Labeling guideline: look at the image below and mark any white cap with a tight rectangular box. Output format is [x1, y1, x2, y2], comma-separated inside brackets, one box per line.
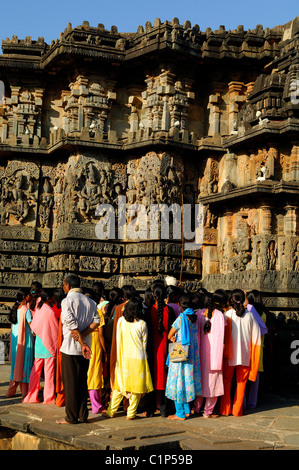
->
[165, 276, 177, 286]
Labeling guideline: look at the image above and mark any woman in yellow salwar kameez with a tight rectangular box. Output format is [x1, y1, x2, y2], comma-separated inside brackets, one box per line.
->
[104, 297, 153, 420]
[87, 301, 108, 414]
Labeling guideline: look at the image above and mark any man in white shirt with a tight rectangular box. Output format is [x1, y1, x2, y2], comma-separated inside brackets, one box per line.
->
[56, 273, 100, 424]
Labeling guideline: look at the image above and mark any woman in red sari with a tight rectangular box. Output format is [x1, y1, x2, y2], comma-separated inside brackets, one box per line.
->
[146, 284, 176, 417]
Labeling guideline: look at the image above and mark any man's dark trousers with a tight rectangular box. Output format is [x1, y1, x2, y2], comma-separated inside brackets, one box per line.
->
[61, 352, 89, 423]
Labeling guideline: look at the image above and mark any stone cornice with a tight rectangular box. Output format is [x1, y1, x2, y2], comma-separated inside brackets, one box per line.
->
[0, 18, 289, 72]
[223, 119, 299, 149]
[0, 133, 225, 156]
[198, 180, 299, 205]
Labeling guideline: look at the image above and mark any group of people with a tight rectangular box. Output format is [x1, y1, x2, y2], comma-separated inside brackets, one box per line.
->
[6, 273, 269, 423]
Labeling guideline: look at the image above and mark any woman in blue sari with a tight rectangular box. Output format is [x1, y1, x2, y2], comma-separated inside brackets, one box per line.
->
[165, 292, 202, 420]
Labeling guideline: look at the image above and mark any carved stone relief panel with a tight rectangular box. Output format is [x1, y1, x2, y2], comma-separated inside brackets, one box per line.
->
[125, 151, 184, 241]
[278, 145, 299, 182]
[0, 254, 46, 272]
[41, 162, 65, 230]
[227, 147, 280, 188]
[217, 209, 260, 273]
[198, 157, 219, 196]
[0, 160, 39, 228]
[51, 153, 114, 228]
[128, 151, 183, 204]
[79, 256, 118, 273]
[291, 237, 299, 271]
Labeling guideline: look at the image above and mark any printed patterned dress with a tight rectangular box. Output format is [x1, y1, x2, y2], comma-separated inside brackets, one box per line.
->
[165, 315, 202, 403]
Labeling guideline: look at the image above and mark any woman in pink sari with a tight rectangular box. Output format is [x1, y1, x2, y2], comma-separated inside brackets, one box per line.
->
[23, 288, 59, 404]
[193, 291, 225, 418]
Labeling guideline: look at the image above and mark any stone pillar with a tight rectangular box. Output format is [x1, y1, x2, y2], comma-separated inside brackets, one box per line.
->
[228, 81, 245, 134]
[202, 245, 219, 275]
[246, 81, 255, 97]
[34, 88, 44, 138]
[161, 97, 170, 131]
[260, 205, 272, 235]
[225, 211, 233, 237]
[277, 213, 285, 236]
[221, 151, 237, 188]
[290, 143, 299, 181]
[207, 83, 223, 137]
[284, 205, 298, 236]
[128, 91, 143, 133]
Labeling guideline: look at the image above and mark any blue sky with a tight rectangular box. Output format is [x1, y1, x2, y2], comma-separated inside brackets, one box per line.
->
[0, 0, 298, 44]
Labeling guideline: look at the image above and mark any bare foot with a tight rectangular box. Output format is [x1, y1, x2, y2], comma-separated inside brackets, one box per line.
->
[56, 418, 71, 424]
[168, 414, 186, 421]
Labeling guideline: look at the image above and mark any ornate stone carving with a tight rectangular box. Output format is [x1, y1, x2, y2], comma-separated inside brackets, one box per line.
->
[39, 178, 54, 228]
[0, 160, 39, 226]
[58, 75, 116, 138]
[0, 18, 298, 352]
[137, 70, 195, 141]
[0, 86, 44, 145]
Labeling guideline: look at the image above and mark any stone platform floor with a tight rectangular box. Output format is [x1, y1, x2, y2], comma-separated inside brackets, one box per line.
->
[0, 364, 298, 452]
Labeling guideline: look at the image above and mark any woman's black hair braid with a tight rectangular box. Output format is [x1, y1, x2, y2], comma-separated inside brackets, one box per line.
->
[153, 285, 165, 335]
[231, 289, 246, 317]
[9, 289, 30, 324]
[203, 292, 213, 334]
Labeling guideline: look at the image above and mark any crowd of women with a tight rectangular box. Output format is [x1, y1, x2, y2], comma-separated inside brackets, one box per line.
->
[6, 275, 270, 421]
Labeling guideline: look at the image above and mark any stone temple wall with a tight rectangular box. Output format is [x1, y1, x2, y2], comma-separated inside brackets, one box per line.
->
[0, 17, 299, 385]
